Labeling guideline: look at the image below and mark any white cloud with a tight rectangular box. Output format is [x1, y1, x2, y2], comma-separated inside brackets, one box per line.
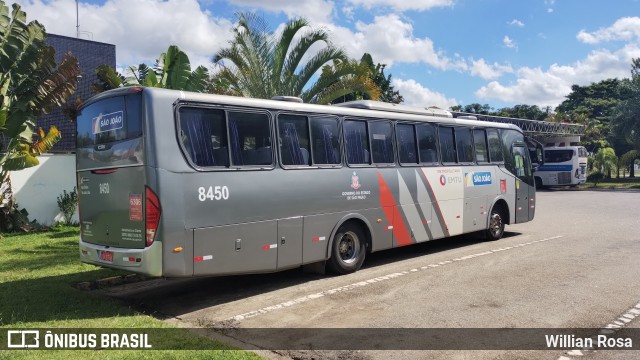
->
[475, 45, 640, 107]
[503, 35, 517, 49]
[326, 14, 467, 71]
[469, 59, 513, 80]
[545, 0, 555, 13]
[392, 78, 458, 109]
[342, 6, 355, 20]
[345, 0, 454, 12]
[228, 0, 335, 24]
[577, 17, 640, 44]
[508, 19, 524, 27]
[17, 0, 233, 68]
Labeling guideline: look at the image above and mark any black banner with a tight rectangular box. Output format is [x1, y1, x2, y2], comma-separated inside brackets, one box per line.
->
[1, 328, 638, 350]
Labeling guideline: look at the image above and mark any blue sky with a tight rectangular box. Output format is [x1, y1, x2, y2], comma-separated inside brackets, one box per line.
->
[17, 0, 640, 110]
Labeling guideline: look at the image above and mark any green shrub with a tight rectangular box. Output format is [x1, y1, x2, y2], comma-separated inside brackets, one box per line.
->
[57, 187, 78, 225]
[587, 172, 605, 186]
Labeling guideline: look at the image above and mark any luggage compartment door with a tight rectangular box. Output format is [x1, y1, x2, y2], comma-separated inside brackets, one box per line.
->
[193, 220, 277, 276]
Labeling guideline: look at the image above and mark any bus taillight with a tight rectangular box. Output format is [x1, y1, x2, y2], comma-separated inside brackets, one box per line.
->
[145, 187, 161, 247]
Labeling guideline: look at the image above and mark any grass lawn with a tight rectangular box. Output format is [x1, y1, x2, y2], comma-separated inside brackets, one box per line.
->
[0, 226, 261, 359]
[579, 176, 640, 190]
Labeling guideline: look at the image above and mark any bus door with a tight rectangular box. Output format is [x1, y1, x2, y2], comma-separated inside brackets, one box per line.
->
[512, 144, 534, 223]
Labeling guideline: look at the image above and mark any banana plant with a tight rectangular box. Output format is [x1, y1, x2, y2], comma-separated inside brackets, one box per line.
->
[0, 1, 79, 231]
[94, 45, 209, 93]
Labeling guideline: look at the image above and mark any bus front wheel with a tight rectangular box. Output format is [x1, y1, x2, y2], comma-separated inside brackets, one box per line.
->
[328, 223, 367, 274]
[485, 206, 505, 241]
[535, 177, 544, 189]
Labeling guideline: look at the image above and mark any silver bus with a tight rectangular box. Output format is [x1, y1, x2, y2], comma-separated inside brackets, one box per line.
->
[77, 87, 536, 277]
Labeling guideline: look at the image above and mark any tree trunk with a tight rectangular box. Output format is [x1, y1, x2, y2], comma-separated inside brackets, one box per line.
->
[631, 163, 636, 178]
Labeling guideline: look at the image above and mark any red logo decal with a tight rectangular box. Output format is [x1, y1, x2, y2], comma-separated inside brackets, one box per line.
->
[439, 175, 446, 186]
[351, 172, 362, 190]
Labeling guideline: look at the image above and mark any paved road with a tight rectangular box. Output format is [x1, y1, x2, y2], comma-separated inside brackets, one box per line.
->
[105, 189, 640, 359]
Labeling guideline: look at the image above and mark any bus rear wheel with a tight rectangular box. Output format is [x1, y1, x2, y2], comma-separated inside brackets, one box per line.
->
[485, 206, 505, 241]
[328, 223, 366, 274]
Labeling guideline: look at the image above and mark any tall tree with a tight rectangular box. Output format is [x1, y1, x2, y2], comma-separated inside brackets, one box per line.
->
[460, 103, 494, 115]
[0, 1, 80, 231]
[213, 13, 379, 104]
[496, 104, 547, 120]
[332, 53, 402, 104]
[611, 58, 640, 176]
[557, 79, 621, 122]
[555, 79, 622, 153]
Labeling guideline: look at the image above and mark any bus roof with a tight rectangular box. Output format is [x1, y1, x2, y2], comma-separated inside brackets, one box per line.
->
[84, 87, 522, 132]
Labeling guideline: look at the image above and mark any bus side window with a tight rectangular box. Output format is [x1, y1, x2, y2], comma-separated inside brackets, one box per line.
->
[310, 116, 341, 165]
[228, 111, 272, 166]
[344, 120, 371, 165]
[397, 123, 418, 164]
[473, 129, 489, 164]
[179, 107, 228, 167]
[439, 126, 456, 164]
[455, 127, 474, 164]
[278, 114, 311, 166]
[486, 128, 503, 163]
[417, 123, 438, 164]
[369, 120, 394, 164]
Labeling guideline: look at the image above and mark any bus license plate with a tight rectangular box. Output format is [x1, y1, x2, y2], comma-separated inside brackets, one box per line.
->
[98, 250, 113, 263]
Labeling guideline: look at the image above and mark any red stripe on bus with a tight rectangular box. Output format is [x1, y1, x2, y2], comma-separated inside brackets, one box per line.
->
[418, 169, 450, 237]
[194, 256, 204, 262]
[378, 172, 412, 246]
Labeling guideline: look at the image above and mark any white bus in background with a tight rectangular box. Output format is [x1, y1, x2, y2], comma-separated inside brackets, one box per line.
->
[532, 145, 588, 187]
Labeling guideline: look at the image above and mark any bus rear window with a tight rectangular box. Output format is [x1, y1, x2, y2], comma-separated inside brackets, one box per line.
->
[77, 95, 142, 147]
[545, 150, 575, 163]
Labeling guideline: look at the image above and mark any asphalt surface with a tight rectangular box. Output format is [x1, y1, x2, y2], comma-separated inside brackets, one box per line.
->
[104, 189, 640, 359]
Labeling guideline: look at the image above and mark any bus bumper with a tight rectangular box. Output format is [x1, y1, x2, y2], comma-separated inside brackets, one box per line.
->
[79, 238, 163, 277]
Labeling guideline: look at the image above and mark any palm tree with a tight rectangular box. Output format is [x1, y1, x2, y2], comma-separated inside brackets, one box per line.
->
[611, 58, 640, 176]
[306, 58, 380, 104]
[213, 13, 379, 104]
[592, 147, 618, 179]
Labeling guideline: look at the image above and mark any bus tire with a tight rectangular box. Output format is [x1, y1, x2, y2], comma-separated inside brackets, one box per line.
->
[535, 177, 543, 189]
[485, 205, 505, 241]
[328, 223, 367, 275]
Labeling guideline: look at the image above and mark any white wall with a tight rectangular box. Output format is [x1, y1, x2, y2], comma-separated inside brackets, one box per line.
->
[10, 154, 78, 226]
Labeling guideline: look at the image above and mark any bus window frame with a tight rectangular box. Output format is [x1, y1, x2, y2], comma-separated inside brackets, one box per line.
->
[308, 114, 343, 168]
[343, 117, 374, 168]
[416, 122, 440, 166]
[472, 127, 490, 165]
[174, 103, 276, 172]
[368, 119, 396, 167]
[454, 126, 475, 166]
[395, 122, 419, 167]
[438, 125, 458, 165]
[486, 127, 505, 165]
[276, 112, 317, 170]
